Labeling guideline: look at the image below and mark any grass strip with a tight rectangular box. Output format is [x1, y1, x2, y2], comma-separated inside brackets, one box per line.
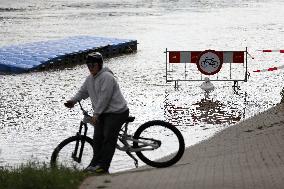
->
[0, 162, 89, 189]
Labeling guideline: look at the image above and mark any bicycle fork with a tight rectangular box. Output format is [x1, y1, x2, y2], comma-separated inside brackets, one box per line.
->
[72, 121, 88, 163]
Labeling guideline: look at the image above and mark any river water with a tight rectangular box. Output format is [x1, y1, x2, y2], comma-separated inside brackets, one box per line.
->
[0, 0, 284, 173]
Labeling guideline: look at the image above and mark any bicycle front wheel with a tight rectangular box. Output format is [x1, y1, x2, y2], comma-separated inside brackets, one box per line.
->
[133, 120, 185, 168]
[50, 136, 94, 170]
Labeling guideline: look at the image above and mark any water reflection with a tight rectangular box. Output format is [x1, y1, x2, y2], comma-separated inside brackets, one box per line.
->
[191, 98, 242, 125]
[164, 91, 247, 127]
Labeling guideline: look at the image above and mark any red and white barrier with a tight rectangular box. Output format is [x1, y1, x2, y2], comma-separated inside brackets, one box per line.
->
[257, 50, 284, 53]
[168, 51, 245, 64]
[253, 65, 284, 72]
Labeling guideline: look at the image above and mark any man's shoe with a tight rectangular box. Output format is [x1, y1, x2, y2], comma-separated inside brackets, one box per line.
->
[94, 167, 109, 174]
[85, 165, 109, 175]
[84, 165, 98, 172]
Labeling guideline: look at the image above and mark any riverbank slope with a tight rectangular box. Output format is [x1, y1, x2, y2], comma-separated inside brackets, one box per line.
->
[80, 103, 284, 189]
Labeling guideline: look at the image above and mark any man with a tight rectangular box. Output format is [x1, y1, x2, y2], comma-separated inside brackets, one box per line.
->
[64, 52, 129, 174]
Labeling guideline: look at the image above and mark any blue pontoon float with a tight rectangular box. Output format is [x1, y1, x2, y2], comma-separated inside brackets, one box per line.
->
[0, 36, 137, 73]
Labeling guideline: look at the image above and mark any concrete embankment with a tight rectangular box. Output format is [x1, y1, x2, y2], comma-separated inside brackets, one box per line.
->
[80, 103, 284, 189]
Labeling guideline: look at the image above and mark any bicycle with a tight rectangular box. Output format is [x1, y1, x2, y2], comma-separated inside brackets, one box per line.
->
[50, 101, 185, 170]
[201, 57, 219, 68]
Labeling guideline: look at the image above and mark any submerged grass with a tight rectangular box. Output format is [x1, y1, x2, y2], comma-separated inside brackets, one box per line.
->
[0, 162, 89, 189]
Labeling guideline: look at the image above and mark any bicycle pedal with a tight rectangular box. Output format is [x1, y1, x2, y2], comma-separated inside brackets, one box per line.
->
[134, 160, 138, 168]
[126, 151, 139, 168]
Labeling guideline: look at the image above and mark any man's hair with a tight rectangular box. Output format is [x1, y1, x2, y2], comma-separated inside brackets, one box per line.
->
[86, 52, 103, 69]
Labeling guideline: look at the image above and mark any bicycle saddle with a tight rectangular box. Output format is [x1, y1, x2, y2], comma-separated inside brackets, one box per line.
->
[127, 116, 135, 122]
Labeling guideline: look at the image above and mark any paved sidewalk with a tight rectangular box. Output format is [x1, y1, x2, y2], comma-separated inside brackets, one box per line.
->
[80, 103, 284, 189]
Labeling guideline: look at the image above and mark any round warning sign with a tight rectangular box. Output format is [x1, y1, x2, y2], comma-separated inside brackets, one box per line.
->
[197, 50, 223, 75]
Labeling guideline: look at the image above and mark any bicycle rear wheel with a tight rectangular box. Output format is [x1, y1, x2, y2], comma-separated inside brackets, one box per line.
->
[50, 136, 94, 170]
[133, 120, 185, 168]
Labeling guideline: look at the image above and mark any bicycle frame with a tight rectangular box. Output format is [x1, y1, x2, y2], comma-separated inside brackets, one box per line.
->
[117, 122, 161, 152]
[71, 101, 162, 167]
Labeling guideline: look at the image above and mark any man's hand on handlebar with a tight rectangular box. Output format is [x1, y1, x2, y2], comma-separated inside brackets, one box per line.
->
[64, 100, 76, 108]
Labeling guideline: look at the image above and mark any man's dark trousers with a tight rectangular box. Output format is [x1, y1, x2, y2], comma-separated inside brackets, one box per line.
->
[91, 109, 129, 170]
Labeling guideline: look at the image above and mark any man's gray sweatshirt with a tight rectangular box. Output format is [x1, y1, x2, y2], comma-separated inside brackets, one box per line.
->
[71, 67, 128, 117]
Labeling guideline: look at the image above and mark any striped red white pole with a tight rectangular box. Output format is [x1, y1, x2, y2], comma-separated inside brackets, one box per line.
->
[253, 65, 284, 72]
[257, 50, 284, 53]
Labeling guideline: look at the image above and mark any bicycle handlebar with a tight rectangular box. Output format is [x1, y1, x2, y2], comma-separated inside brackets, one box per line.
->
[77, 101, 96, 126]
[77, 101, 91, 117]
